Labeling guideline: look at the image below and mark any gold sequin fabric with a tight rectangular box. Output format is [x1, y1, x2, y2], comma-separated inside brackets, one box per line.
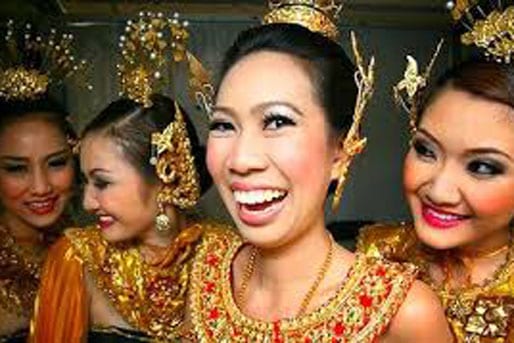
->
[65, 224, 205, 342]
[189, 229, 417, 343]
[357, 224, 514, 343]
[0, 226, 44, 318]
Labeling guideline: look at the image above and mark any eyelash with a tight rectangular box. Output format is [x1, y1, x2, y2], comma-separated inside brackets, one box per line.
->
[208, 120, 234, 133]
[48, 157, 69, 168]
[263, 113, 296, 130]
[412, 138, 436, 161]
[2, 165, 27, 173]
[467, 160, 505, 177]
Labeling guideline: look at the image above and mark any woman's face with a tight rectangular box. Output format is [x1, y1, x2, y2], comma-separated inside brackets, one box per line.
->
[404, 88, 514, 250]
[80, 133, 160, 243]
[0, 115, 75, 230]
[207, 51, 342, 249]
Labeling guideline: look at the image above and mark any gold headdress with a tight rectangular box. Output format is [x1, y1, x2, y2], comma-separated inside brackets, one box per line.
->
[393, 39, 444, 132]
[446, 0, 514, 63]
[0, 20, 92, 101]
[117, 11, 213, 212]
[263, 0, 343, 40]
[331, 32, 375, 212]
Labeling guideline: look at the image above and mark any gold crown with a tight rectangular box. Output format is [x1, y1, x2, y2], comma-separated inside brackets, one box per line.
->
[0, 20, 92, 101]
[446, 0, 514, 63]
[117, 11, 213, 110]
[263, 0, 343, 40]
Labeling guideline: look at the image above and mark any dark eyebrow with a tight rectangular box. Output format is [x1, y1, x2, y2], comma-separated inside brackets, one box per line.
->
[212, 101, 304, 118]
[46, 149, 71, 160]
[0, 156, 27, 163]
[89, 168, 111, 177]
[466, 148, 513, 162]
[418, 127, 514, 162]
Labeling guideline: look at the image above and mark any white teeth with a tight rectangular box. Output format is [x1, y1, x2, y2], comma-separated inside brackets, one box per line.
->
[234, 189, 286, 205]
[27, 201, 52, 209]
[427, 208, 460, 221]
[98, 215, 114, 222]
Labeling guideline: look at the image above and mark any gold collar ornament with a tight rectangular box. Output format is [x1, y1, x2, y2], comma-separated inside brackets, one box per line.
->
[262, 0, 376, 212]
[0, 20, 92, 101]
[446, 0, 514, 63]
[262, 0, 343, 41]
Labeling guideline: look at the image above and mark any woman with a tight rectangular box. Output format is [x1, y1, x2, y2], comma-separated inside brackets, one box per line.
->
[358, 60, 514, 342]
[31, 94, 214, 342]
[0, 97, 77, 343]
[187, 23, 452, 342]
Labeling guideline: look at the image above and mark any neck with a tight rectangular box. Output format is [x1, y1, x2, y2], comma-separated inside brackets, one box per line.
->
[456, 228, 511, 259]
[253, 227, 332, 290]
[1, 212, 44, 245]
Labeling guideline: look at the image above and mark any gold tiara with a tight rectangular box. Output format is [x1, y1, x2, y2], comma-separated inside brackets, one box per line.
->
[263, 0, 343, 40]
[0, 20, 92, 101]
[446, 0, 514, 63]
[117, 11, 213, 110]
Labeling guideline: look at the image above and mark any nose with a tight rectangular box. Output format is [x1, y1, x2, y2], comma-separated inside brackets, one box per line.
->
[30, 166, 52, 196]
[82, 184, 99, 213]
[423, 162, 462, 206]
[226, 130, 267, 175]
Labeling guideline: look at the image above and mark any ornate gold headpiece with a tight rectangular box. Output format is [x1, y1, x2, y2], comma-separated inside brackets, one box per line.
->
[263, 0, 343, 40]
[331, 31, 375, 212]
[446, 0, 514, 63]
[117, 11, 213, 110]
[118, 11, 213, 210]
[393, 39, 444, 132]
[0, 20, 92, 101]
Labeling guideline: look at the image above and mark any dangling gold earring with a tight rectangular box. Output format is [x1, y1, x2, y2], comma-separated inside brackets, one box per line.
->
[155, 201, 171, 233]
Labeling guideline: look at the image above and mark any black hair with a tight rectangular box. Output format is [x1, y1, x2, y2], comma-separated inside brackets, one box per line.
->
[421, 59, 514, 119]
[82, 93, 211, 194]
[219, 23, 357, 138]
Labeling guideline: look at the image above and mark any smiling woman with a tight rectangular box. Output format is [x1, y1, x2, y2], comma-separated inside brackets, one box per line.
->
[358, 60, 514, 342]
[0, 97, 77, 343]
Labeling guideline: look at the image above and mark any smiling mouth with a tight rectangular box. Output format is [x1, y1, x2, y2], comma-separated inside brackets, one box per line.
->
[421, 203, 471, 230]
[233, 189, 288, 225]
[97, 215, 115, 230]
[25, 196, 59, 215]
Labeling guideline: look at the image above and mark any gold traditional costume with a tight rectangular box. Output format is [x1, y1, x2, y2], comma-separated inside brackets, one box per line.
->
[0, 20, 88, 342]
[30, 10, 215, 343]
[357, 224, 514, 343]
[357, 2, 514, 342]
[189, 228, 417, 343]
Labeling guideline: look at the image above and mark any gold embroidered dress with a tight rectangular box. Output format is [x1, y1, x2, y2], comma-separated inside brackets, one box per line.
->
[188, 228, 417, 343]
[31, 223, 206, 343]
[0, 226, 45, 342]
[357, 224, 514, 343]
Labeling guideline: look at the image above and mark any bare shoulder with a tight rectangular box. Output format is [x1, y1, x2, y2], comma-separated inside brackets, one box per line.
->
[383, 280, 452, 343]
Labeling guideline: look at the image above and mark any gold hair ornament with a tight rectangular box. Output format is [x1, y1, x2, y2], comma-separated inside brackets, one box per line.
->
[118, 12, 211, 209]
[331, 31, 375, 212]
[263, 0, 343, 41]
[393, 39, 444, 132]
[446, 0, 514, 63]
[0, 20, 92, 101]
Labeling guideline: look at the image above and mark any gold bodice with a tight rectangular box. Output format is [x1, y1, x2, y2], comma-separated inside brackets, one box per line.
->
[357, 223, 514, 343]
[189, 229, 417, 343]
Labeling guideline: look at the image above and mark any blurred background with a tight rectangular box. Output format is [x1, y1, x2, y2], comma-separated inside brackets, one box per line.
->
[0, 0, 465, 244]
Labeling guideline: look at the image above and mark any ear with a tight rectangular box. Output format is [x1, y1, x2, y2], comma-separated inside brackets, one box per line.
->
[330, 138, 350, 181]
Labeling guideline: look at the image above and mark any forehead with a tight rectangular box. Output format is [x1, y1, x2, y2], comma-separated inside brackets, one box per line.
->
[420, 89, 514, 153]
[80, 134, 127, 169]
[216, 51, 318, 110]
[0, 116, 67, 156]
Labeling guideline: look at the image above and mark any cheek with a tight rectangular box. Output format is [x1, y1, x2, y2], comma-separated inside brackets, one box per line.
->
[206, 138, 229, 182]
[403, 152, 425, 194]
[0, 175, 28, 203]
[466, 182, 514, 217]
[49, 167, 75, 194]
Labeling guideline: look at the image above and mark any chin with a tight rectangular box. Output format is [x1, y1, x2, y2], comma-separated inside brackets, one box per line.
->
[414, 224, 463, 250]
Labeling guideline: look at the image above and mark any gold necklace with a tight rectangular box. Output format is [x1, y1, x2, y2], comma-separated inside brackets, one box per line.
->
[236, 234, 334, 316]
